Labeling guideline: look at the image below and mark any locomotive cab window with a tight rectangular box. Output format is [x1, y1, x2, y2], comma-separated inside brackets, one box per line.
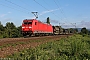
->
[24, 22, 32, 24]
[28, 22, 32, 24]
[23, 22, 27, 24]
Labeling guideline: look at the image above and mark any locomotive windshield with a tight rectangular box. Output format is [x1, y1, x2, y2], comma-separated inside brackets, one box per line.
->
[24, 22, 32, 24]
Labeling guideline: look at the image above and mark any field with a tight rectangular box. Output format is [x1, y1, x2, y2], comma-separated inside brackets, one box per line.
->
[0, 35, 69, 58]
[6, 34, 90, 60]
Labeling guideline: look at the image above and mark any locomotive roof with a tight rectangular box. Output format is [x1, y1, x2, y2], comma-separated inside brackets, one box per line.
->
[23, 19, 36, 22]
[23, 19, 35, 21]
[23, 19, 52, 25]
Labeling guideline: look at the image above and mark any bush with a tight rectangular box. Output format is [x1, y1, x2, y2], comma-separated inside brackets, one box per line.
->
[7, 34, 90, 60]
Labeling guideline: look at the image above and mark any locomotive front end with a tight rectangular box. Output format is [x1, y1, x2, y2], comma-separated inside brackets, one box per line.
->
[22, 19, 33, 36]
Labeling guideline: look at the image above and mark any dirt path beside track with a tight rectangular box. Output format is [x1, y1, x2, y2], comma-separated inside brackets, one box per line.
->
[0, 35, 70, 58]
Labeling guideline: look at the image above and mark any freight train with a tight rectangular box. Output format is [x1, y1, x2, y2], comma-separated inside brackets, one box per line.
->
[22, 19, 70, 36]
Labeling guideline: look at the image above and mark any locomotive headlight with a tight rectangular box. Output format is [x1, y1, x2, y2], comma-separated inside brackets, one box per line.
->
[22, 27, 25, 28]
[29, 27, 32, 28]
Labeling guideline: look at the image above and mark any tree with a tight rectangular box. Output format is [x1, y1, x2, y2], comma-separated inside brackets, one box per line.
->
[88, 31, 90, 35]
[69, 28, 74, 33]
[17, 26, 22, 37]
[5, 22, 16, 38]
[6, 22, 16, 29]
[46, 17, 50, 24]
[11, 29, 19, 38]
[0, 21, 23, 38]
[80, 27, 89, 37]
[0, 21, 4, 38]
[81, 27, 88, 34]
[0, 21, 4, 31]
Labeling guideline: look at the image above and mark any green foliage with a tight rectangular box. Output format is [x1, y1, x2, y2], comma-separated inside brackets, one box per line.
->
[80, 27, 90, 37]
[0, 21, 4, 38]
[7, 34, 90, 60]
[0, 21, 22, 38]
[69, 28, 78, 33]
[81, 27, 88, 34]
[17, 26, 23, 37]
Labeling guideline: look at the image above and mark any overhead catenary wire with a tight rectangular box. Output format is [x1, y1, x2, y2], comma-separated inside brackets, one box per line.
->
[33, 0, 61, 19]
[2, 0, 63, 20]
[43, 0, 62, 21]
[19, 0, 46, 19]
[0, 3, 29, 14]
[53, 0, 69, 25]
[0, 0, 49, 22]
[4, 0, 31, 14]
[43, 0, 62, 23]
[20, 0, 35, 9]
[5, 0, 46, 19]
[56, 0, 67, 19]
[53, 0, 67, 21]
[54, 0, 75, 28]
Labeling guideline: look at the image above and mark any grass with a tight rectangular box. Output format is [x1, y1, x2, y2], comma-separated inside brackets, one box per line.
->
[7, 34, 90, 60]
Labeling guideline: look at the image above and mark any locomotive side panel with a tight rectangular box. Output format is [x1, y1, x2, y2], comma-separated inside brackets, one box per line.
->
[34, 21, 53, 35]
[47, 24, 53, 33]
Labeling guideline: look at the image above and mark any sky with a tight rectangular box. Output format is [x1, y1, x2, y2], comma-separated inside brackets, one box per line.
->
[0, 0, 90, 29]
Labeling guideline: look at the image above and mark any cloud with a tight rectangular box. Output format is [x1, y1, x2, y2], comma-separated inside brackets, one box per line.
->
[24, 9, 60, 19]
[0, 12, 11, 18]
[0, 14, 7, 18]
[39, 8, 60, 16]
[62, 21, 90, 29]
[77, 21, 90, 29]
[50, 20, 90, 29]
[61, 23, 75, 28]
[25, 9, 60, 19]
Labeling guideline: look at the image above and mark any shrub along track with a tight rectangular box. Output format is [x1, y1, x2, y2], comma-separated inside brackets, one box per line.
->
[0, 35, 71, 58]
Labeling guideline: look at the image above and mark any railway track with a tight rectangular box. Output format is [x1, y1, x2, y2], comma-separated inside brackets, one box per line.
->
[0, 34, 71, 46]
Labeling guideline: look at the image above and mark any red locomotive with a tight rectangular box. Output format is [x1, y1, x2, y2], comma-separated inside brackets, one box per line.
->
[21, 12, 71, 36]
[22, 19, 53, 36]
